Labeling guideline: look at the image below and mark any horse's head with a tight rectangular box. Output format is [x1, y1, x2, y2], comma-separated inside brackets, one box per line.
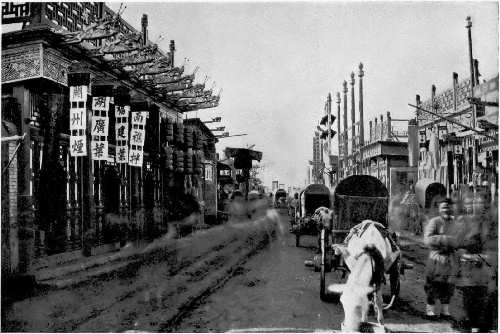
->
[311, 207, 333, 229]
[328, 245, 385, 331]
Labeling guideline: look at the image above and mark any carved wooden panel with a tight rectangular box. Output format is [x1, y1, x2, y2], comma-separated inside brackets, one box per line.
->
[42, 48, 71, 86]
[2, 44, 42, 83]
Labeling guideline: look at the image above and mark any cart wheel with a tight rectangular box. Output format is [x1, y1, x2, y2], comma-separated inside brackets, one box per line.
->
[295, 233, 300, 247]
[320, 228, 327, 301]
[389, 260, 400, 298]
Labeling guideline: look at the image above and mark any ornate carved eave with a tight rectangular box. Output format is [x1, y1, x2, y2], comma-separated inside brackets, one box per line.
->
[2, 7, 222, 114]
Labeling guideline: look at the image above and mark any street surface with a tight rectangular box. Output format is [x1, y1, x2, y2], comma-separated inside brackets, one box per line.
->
[3, 208, 465, 333]
[175, 209, 458, 333]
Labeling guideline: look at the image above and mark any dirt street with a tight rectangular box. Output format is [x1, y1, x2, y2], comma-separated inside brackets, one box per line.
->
[175, 210, 459, 333]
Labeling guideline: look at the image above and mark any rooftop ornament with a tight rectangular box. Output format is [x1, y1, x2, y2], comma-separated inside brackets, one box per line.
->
[57, 10, 121, 44]
[19, 2, 222, 112]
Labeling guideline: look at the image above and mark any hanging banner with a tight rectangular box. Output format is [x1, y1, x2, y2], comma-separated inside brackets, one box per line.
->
[130, 128, 145, 146]
[91, 140, 109, 160]
[70, 108, 86, 131]
[91, 116, 109, 136]
[116, 145, 129, 164]
[115, 105, 130, 118]
[70, 86, 88, 103]
[70, 135, 87, 156]
[92, 96, 111, 112]
[69, 84, 89, 157]
[115, 105, 130, 164]
[128, 149, 144, 167]
[131, 111, 148, 126]
[115, 122, 129, 141]
[128, 111, 148, 167]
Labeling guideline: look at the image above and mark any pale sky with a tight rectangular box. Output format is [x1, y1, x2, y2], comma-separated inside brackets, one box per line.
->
[109, 1, 498, 189]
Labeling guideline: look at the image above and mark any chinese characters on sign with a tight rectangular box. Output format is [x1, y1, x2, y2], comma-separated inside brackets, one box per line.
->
[92, 96, 110, 112]
[70, 135, 87, 156]
[91, 141, 108, 159]
[130, 128, 145, 146]
[70, 108, 86, 130]
[129, 111, 148, 167]
[70, 86, 88, 103]
[115, 105, 130, 164]
[91, 96, 111, 161]
[116, 146, 129, 164]
[69, 85, 88, 157]
[128, 149, 143, 167]
[91, 116, 109, 136]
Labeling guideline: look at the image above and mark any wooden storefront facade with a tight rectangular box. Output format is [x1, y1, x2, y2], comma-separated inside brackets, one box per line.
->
[1, 2, 220, 274]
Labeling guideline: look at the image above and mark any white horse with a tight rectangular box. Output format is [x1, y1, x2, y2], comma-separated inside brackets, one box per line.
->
[328, 220, 400, 332]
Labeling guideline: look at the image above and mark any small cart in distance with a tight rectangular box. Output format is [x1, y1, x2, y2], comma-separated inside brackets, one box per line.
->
[290, 184, 331, 247]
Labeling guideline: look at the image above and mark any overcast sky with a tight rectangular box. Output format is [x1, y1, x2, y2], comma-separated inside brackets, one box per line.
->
[109, 1, 498, 189]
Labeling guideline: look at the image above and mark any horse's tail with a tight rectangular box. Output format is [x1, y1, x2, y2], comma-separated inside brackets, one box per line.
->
[363, 244, 385, 287]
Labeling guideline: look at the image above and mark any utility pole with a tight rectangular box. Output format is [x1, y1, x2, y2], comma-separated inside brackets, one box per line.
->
[358, 63, 365, 174]
[336, 92, 342, 181]
[343, 81, 348, 176]
[327, 93, 332, 187]
[350, 72, 356, 174]
[466, 16, 477, 184]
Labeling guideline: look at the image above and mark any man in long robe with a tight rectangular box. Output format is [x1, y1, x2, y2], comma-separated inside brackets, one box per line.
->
[423, 199, 458, 318]
[455, 195, 495, 332]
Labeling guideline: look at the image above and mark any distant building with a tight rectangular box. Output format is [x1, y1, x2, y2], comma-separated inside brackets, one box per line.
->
[416, 73, 498, 196]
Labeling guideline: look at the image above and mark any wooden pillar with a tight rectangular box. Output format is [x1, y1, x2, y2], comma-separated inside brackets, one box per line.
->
[350, 72, 356, 155]
[380, 114, 384, 139]
[358, 63, 365, 148]
[12, 85, 35, 269]
[369, 121, 373, 143]
[386, 111, 392, 140]
[336, 92, 342, 180]
[343, 81, 348, 173]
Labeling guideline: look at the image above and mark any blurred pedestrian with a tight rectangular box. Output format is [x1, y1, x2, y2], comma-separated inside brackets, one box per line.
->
[289, 193, 299, 218]
[423, 199, 458, 319]
[455, 194, 493, 332]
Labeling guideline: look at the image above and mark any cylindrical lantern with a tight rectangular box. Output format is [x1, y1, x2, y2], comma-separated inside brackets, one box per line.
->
[185, 150, 193, 174]
[195, 130, 203, 150]
[175, 149, 184, 173]
[166, 118, 174, 142]
[194, 151, 203, 175]
[184, 126, 193, 148]
[164, 145, 174, 171]
[174, 122, 184, 145]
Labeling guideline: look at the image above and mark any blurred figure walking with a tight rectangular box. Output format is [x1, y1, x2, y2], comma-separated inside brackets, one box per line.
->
[423, 199, 458, 319]
[455, 194, 495, 332]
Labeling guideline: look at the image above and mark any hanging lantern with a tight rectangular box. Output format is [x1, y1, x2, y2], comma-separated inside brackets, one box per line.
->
[194, 151, 203, 175]
[185, 150, 193, 174]
[175, 149, 184, 173]
[166, 118, 174, 142]
[174, 122, 184, 145]
[164, 145, 174, 171]
[195, 130, 203, 150]
[192, 129, 198, 149]
[184, 126, 193, 148]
